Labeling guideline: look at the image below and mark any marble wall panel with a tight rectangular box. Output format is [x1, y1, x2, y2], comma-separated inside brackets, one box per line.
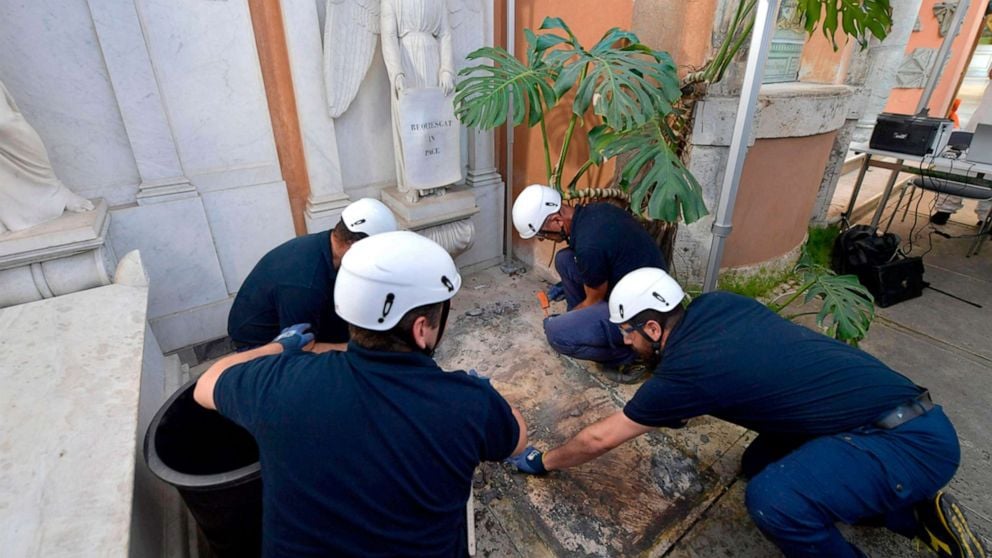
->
[138, 0, 280, 189]
[150, 297, 234, 353]
[200, 181, 296, 295]
[0, 0, 139, 200]
[454, 182, 504, 269]
[336, 49, 398, 191]
[108, 198, 228, 321]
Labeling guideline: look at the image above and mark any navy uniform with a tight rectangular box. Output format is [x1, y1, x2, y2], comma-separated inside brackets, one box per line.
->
[626, 292, 960, 557]
[545, 203, 667, 366]
[214, 344, 519, 557]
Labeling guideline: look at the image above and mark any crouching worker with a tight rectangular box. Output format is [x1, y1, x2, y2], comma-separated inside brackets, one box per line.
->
[511, 184, 667, 383]
[196, 231, 528, 557]
[509, 267, 984, 558]
[227, 198, 397, 352]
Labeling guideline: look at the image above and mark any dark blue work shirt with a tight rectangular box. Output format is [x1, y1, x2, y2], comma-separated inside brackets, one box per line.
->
[624, 292, 923, 435]
[227, 231, 348, 348]
[213, 343, 520, 558]
[569, 203, 667, 290]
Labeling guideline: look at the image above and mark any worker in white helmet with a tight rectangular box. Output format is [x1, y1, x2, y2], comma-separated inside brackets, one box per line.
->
[227, 198, 398, 352]
[196, 231, 527, 556]
[511, 184, 668, 383]
[508, 267, 983, 558]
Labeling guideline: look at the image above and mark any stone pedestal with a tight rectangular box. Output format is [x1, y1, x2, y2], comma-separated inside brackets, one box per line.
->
[0, 199, 116, 308]
[381, 186, 479, 258]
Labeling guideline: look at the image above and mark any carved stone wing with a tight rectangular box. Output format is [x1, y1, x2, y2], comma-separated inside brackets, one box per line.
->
[323, 0, 380, 118]
[446, 0, 484, 76]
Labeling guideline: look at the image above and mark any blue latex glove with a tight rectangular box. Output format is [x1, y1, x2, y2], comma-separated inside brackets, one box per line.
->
[506, 446, 548, 475]
[466, 368, 488, 380]
[272, 323, 314, 351]
[546, 282, 566, 302]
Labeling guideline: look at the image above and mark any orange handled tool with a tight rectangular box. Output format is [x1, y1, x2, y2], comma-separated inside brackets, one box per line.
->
[536, 291, 550, 317]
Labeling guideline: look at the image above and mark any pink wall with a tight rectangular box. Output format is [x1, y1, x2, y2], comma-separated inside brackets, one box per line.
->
[885, 0, 988, 116]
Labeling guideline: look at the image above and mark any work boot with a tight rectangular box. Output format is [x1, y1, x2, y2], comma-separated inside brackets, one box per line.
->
[604, 361, 650, 384]
[916, 491, 987, 558]
[930, 211, 951, 225]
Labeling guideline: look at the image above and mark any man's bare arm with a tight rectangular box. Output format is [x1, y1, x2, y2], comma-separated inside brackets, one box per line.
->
[193, 343, 283, 410]
[541, 411, 654, 470]
[573, 281, 608, 310]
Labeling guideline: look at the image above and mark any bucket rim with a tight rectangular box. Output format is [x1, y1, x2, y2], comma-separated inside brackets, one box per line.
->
[143, 377, 261, 490]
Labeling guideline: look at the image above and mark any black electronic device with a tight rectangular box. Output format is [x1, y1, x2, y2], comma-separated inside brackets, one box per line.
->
[869, 113, 953, 156]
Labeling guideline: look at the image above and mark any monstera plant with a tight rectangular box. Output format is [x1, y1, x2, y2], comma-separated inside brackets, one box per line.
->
[453, 1, 892, 223]
[453, 1, 892, 344]
[455, 17, 705, 224]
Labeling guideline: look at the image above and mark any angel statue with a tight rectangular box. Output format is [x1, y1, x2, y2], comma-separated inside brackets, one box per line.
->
[323, 0, 482, 200]
[0, 80, 93, 233]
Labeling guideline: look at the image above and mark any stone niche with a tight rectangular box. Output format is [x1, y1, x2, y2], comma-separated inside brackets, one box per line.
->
[289, 0, 505, 269]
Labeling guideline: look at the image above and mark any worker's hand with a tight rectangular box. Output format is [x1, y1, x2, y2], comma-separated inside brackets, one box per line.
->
[506, 446, 547, 475]
[272, 323, 315, 352]
[546, 282, 566, 302]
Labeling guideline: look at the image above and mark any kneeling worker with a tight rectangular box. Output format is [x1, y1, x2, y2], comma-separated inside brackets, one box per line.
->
[510, 267, 984, 558]
[196, 231, 528, 556]
[512, 184, 667, 383]
[227, 198, 397, 352]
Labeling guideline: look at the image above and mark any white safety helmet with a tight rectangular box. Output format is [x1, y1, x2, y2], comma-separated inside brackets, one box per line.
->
[341, 198, 398, 237]
[608, 267, 685, 324]
[335, 231, 462, 331]
[512, 184, 562, 239]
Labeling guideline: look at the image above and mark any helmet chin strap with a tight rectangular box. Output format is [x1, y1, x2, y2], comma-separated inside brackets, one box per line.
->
[633, 323, 664, 366]
[407, 300, 451, 358]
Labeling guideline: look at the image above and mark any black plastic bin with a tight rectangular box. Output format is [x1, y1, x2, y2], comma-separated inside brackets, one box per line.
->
[144, 377, 262, 557]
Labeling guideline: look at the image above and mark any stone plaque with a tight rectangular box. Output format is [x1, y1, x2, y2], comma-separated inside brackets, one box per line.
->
[398, 88, 462, 190]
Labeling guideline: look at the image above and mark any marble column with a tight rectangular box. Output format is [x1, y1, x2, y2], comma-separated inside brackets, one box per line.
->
[281, 0, 352, 233]
[86, 0, 195, 205]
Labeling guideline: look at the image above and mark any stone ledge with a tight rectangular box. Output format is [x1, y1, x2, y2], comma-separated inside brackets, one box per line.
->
[0, 199, 109, 267]
[693, 84, 857, 146]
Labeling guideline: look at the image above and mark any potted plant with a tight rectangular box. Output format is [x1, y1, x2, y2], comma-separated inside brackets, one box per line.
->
[453, 1, 892, 344]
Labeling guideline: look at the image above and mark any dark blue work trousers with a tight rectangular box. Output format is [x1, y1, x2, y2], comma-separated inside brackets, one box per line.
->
[542, 249, 635, 367]
[743, 406, 960, 557]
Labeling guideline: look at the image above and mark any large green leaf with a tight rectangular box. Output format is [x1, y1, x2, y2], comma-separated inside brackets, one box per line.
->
[588, 120, 708, 224]
[792, 251, 875, 344]
[453, 32, 561, 129]
[799, 0, 892, 49]
[536, 20, 682, 132]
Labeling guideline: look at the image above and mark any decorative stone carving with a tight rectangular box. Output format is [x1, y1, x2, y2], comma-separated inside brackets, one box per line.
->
[0, 80, 94, 233]
[933, 2, 958, 37]
[0, 199, 115, 308]
[417, 218, 475, 257]
[380, 185, 478, 256]
[324, 0, 484, 199]
[894, 48, 937, 88]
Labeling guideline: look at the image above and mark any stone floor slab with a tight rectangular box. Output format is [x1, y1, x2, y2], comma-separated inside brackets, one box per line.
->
[436, 268, 752, 556]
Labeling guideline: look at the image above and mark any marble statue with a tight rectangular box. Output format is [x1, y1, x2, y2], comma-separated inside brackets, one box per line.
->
[323, 0, 482, 200]
[0, 80, 93, 233]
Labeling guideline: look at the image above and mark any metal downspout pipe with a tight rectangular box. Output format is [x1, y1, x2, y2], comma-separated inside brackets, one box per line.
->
[702, 0, 781, 292]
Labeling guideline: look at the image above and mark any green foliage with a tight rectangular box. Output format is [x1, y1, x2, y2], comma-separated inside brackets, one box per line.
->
[799, 0, 893, 49]
[718, 269, 792, 300]
[769, 246, 876, 345]
[805, 224, 842, 267]
[454, 17, 706, 224]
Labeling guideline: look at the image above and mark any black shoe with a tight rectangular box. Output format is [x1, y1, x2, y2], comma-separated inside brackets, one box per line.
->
[916, 491, 987, 558]
[604, 362, 650, 384]
[931, 211, 952, 225]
